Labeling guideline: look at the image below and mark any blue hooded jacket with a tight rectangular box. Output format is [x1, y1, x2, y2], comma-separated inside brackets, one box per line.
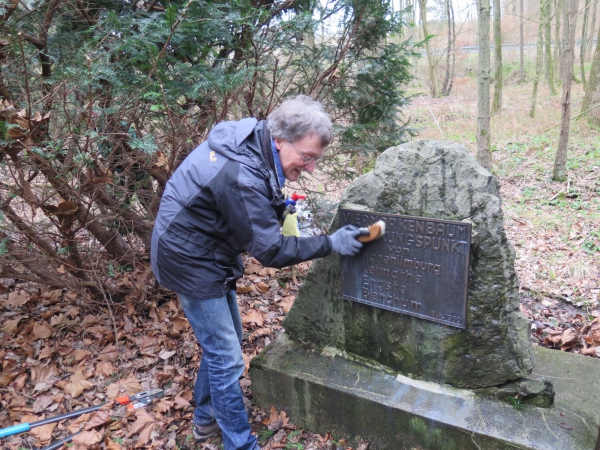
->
[151, 118, 332, 299]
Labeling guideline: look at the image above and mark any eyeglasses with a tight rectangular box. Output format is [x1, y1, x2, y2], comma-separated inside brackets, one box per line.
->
[288, 141, 324, 165]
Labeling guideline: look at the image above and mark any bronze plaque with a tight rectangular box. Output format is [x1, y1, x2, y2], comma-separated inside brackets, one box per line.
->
[340, 209, 471, 329]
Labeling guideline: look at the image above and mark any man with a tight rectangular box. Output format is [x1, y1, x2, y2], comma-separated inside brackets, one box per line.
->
[151, 95, 364, 450]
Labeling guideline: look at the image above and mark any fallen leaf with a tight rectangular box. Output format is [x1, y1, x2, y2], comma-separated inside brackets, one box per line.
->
[63, 371, 94, 398]
[106, 375, 142, 400]
[1, 318, 22, 333]
[255, 282, 270, 294]
[244, 264, 263, 275]
[259, 268, 279, 277]
[559, 328, 579, 351]
[263, 405, 290, 431]
[7, 291, 29, 307]
[242, 309, 264, 327]
[95, 361, 117, 377]
[32, 395, 54, 413]
[174, 396, 191, 409]
[39, 345, 54, 359]
[271, 428, 286, 444]
[32, 321, 53, 339]
[22, 414, 56, 443]
[242, 353, 255, 377]
[72, 349, 92, 362]
[236, 283, 255, 294]
[126, 408, 156, 446]
[85, 410, 113, 430]
[98, 344, 119, 361]
[159, 350, 176, 360]
[0, 372, 19, 387]
[249, 327, 271, 341]
[73, 430, 102, 446]
[67, 413, 91, 433]
[105, 438, 122, 450]
[280, 297, 294, 314]
[31, 364, 59, 385]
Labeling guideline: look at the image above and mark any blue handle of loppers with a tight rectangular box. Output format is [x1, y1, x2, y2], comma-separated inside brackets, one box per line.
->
[0, 422, 30, 438]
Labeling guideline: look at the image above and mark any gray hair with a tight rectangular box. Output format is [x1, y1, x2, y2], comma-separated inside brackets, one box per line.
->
[267, 95, 332, 147]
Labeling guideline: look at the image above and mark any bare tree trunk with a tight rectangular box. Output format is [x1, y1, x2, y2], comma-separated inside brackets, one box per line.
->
[581, 0, 591, 85]
[531, 13, 545, 116]
[556, 0, 563, 80]
[586, 0, 598, 59]
[492, 0, 503, 113]
[554, 0, 579, 181]
[581, 24, 600, 124]
[442, 0, 456, 95]
[520, 0, 525, 80]
[545, 0, 558, 93]
[420, 0, 440, 97]
[477, 0, 493, 170]
[570, 0, 581, 82]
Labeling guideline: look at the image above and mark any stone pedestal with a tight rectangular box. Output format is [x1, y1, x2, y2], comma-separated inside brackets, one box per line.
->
[252, 337, 600, 450]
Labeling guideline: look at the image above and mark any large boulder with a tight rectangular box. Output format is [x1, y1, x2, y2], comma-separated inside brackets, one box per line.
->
[284, 140, 534, 388]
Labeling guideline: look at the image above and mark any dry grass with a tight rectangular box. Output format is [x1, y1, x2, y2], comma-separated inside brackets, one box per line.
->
[405, 76, 600, 310]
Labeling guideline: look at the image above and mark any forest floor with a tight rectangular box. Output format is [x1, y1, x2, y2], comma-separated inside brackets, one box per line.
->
[0, 79, 599, 450]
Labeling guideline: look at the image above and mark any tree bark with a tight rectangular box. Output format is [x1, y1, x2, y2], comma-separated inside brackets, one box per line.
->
[556, 0, 563, 81]
[442, 0, 456, 96]
[530, 12, 545, 117]
[477, 0, 493, 170]
[581, 0, 591, 85]
[544, 0, 557, 93]
[581, 25, 600, 125]
[586, 0, 598, 59]
[419, 0, 440, 97]
[520, 0, 525, 81]
[491, 0, 503, 113]
[554, 0, 579, 181]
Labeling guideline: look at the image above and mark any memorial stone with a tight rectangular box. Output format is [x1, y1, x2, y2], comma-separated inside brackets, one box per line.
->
[283, 140, 533, 388]
[252, 141, 600, 449]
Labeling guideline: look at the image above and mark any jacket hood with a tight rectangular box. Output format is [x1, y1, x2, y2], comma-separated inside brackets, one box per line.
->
[207, 117, 261, 164]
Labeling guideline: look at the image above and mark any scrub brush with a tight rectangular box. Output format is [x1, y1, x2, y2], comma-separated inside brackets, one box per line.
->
[357, 220, 386, 243]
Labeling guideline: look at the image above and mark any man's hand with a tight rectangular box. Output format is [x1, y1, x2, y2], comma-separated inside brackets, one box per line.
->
[330, 225, 368, 256]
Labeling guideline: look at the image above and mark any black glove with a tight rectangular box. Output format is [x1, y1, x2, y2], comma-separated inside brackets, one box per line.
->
[330, 225, 366, 256]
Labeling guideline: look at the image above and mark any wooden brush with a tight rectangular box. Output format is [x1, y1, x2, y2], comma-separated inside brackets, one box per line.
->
[357, 220, 386, 243]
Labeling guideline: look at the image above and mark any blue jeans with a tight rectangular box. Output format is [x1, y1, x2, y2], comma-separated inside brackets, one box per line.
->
[178, 291, 258, 450]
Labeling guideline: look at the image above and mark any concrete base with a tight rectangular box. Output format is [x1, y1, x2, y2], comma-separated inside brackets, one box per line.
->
[251, 336, 600, 450]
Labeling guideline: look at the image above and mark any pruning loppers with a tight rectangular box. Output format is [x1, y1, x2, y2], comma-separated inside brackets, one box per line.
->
[0, 388, 164, 449]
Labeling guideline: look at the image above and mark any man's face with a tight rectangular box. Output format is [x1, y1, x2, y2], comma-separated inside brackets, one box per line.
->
[274, 134, 325, 182]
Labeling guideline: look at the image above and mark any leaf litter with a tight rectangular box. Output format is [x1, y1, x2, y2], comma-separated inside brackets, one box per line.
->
[0, 256, 356, 449]
[0, 162, 598, 449]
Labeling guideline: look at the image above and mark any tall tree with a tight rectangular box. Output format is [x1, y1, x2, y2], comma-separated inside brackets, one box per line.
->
[419, 0, 440, 97]
[530, 3, 546, 117]
[491, 0, 503, 113]
[477, 0, 493, 170]
[586, 0, 598, 59]
[581, 0, 592, 85]
[581, 24, 600, 125]
[520, 0, 525, 81]
[545, 0, 558, 93]
[554, 0, 562, 80]
[554, 0, 580, 181]
[442, 0, 456, 96]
